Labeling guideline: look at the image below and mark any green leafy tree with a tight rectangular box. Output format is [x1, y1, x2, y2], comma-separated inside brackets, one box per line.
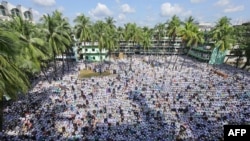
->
[74, 14, 91, 67]
[166, 15, 181, 68]
[179, 16, 204, 69]
[0, 29, 30, 131]
[42, 11, 71, 78]
[211, 16, 235, 65]
[9, 16, 47, 75]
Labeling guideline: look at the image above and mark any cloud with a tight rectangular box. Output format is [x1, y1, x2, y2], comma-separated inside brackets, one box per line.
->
[121, 4, 135, 13]
[32, 9, 40, 16]
[32, 0, 56, 7]
[89, 3, 112, 18]
[190, 0, 205, 3]
[115, 0, 121, 3]
[57, 6, 64, 12]
[76, 12, 81, 16]
[31, 9, 42, 22]
[215, 0, 230, 6]
[160, 3, 183, 16]
[182, 10, 192, 17]
[118, 13, 126, 21]
[224, 5, 244, 13]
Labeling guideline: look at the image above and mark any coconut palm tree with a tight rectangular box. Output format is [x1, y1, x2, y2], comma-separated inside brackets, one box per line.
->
[167, 15, 181, 46]
[56, 18, 72, 75]
[92, 20, 107, 73]
[42, 12, 71, 78]
[105, 17, 118, 61]
[105, 16, 116, 30]
[179, 16, 204, 70]
[9, 16, 47, 75]
[117, 26, 124, 55]
[238, 22, 250, 69]
[74, 14, 91, 68]
[166, 15, 181, 69]
[125, 23, 142, 70]
[0, 28, 30, 131]
[211, 16, 235, 66]
[154, 23, 166, 57]
[124, 23, 132, 58]
[106, 30, 119, 63]
[142, 26, 152, 56]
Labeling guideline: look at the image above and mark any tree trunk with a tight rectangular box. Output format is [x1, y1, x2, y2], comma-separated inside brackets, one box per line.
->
[206, 51, 213, 67]
[129, 42, 134, 71]
[53, 50, 57, 78]
[107, 49, 111, 69]
[172, 54, 179, 70]
[41, 64, 51, 83]
[241, 57, 249, 69]
[0, 98, 3, 132]
[180, 46, 191, 70]
[84, 42, 87, 69]
[167, 51, 173, 69]
[66, 49, 70, 71]
[164, 47, 168, 71]
[99, 49, 102, 74]
[61, 50, 65, 75]
[236, 56, 240, 68]
[224, 55, 230, 64]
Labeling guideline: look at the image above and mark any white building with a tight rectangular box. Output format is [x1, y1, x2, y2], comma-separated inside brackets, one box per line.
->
[0, 1, 33, 21]
[198, 22, 214, 32]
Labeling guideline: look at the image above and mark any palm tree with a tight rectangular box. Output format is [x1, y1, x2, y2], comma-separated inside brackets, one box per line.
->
[42, 12, 71, 78]
[74, 14, 91, 68]
[154, 23, 166, 57]
[105, 17, 118, 61]
[125, 23, 142, 70]
[179, 16, 204, 70]
[238, 22, 250, 69]
[167, 15, 181, 46]
[124, 23, 132, 58]
[106, 30, 119, 63]
[142, 27, 152, 56]
[9, 16, 47, 75]
[57, 18, 72, 75]
[105, 16, 116, 30]
[117, 26, 124, 56]
[211, 16, 235, 66]
[93, 20, 107, 73]
[0, 28, 30, 131]
[166, 15, 181, 69]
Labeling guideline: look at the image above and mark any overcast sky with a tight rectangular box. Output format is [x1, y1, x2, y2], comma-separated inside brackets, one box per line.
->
[5, 0, 250, 27]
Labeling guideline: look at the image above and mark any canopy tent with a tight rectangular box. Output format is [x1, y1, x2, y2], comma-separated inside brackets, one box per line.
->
[209, 47, 227, 65]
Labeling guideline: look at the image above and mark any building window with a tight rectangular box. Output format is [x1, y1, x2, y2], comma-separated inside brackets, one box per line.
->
[24, 11, 32, 20]
[0, 6, 6, 16]
[11, 8, 20, 17]
[92, 48, 95, 52]
[85, 49, 88, 52]
[93, 56, 95, 60]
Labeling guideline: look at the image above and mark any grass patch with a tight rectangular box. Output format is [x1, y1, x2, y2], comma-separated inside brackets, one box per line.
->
[78, 69, 112, 79]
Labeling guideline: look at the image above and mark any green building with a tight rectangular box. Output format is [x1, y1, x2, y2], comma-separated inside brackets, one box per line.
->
[73, 41, 108, 62]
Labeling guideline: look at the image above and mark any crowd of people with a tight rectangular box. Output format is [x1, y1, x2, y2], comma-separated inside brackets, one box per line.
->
[1, 55, 250, 141]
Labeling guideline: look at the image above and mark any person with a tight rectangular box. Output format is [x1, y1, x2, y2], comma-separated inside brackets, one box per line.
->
[2, 55, 250, 140]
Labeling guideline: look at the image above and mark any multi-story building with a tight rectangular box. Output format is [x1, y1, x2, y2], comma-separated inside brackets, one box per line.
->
[116, 37, 184, 56]
[73, 41, 108, 62]
[198, 22, 213, 32]
[0, 1, 33, 21]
